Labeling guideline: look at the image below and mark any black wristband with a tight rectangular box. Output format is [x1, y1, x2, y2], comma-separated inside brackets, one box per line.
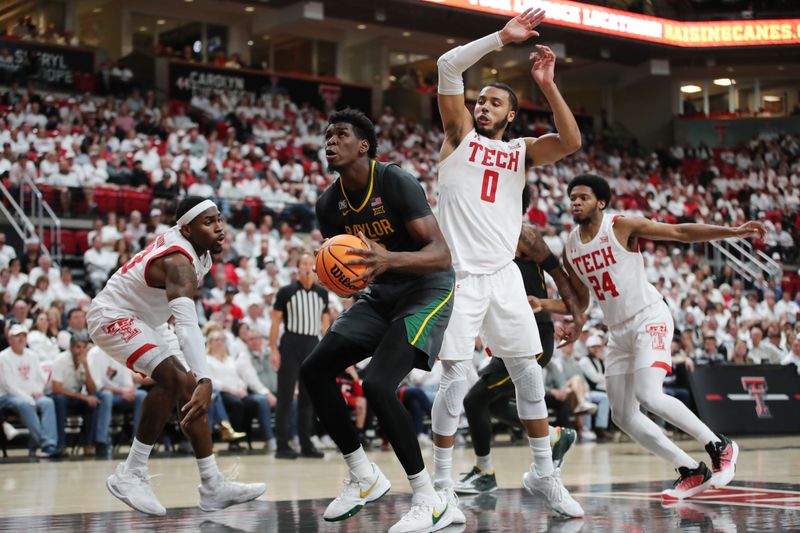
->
[540, 253, 560, 272]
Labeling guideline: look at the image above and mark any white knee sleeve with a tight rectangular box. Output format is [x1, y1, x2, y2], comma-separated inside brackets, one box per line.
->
[431, 360, 472, 436]
[505, 358, 547, 420]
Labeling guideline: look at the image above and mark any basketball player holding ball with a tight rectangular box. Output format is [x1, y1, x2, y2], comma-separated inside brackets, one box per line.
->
[300, 109, 462, 532]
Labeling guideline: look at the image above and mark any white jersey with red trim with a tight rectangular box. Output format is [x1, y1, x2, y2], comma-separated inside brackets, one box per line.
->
[565, 213, 662, 327]
[437, 129, 527, 275]
[91, 226, 212, 328]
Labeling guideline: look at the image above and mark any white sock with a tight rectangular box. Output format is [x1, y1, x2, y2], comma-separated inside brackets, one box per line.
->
[433, 444, 454, 488]
[408, 468, 437, 498]
[124, 438, 153, 472]
[548, 426, 559, 446]
[343, 446, 373, 480]
[529, 436, 554, 476]
[476, 453, 493, 473]
[197, 454, 221, 485]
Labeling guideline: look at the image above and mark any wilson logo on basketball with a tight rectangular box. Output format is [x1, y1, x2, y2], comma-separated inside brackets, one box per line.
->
[330, 264, 357, 290]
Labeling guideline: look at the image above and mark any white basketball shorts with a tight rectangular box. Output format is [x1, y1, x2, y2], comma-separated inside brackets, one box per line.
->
[605, 300, 674, 377]
[439, 261, 542, 361]
[87, 304, 181, 377]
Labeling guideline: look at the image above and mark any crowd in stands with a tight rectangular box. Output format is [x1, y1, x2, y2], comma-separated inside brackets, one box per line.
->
[1, 76, 800, 457]
[5, 16, 79, 47]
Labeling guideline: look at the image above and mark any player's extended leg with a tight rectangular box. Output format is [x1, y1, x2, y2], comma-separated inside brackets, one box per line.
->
[361, 321, 460, 533]
[106, 357, 186, 516]
[503, 356, 584, 518]
[456, 358, 510, 495]
[300, 332, 391, 522]
[431, 359, 472, 486]
[633, 367, 738, 489]
[606, 371, 712, 500]
[171, 365, 266, 511]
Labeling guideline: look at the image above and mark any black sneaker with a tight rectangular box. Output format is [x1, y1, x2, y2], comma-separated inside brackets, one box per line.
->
[661, 462, 712, 500]
[300, 446, 325, 459]
[705, 434, 738, 488]
[453, 466, 497, 494]
[275, 447, 299, 459]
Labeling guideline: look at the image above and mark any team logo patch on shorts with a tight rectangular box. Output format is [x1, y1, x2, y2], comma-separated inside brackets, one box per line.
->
[646, 323, 668, 350]
[103, 318, 142, 343]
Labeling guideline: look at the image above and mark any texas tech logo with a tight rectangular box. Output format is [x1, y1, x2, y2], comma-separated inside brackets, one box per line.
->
[741, 377, 771, 418]
[103, 318, 142, 343]
[646, 323, 668, 350]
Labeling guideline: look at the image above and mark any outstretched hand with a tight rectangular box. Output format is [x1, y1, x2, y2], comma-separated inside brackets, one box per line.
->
[530, 44, 556, 87]
[500, 8, 546, 44]
[345, 232, 392, 284]
[734, 221, 766, 240]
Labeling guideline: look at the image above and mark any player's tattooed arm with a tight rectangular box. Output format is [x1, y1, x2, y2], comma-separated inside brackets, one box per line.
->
[163, 253, 213, 426]
[163, 254, 196, 299]
[519, 224, 586, 344]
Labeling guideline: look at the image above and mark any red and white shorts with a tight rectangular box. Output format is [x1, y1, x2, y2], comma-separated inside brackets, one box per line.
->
[87, 305, 181, 377]
[605, 300, 674, 377]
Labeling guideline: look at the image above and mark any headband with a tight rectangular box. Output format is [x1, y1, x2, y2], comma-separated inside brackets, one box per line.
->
[177, 199, 217, 226]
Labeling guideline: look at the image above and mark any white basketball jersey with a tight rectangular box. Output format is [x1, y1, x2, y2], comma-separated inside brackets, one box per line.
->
[92, 227, 212, 328]
[565, 214, 662, 327]
[437, 129, 527, 275]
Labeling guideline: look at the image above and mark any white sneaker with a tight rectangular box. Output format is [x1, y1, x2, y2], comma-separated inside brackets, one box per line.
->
[2, 421, 20, 441]
[198, 475, 266, 512]
[388, 490, 454, 533]
[580, 430, 597, 442]
[310, 435, 323, 450]
[323, 463, 391, 522]
[441, 487, 466, 524]
[264, 438, 277, 452]
[523, 468, 584, 518]
[106, 463, 166, 516]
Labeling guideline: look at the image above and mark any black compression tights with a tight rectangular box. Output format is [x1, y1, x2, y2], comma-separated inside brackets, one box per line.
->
[300, 321, 425, 476]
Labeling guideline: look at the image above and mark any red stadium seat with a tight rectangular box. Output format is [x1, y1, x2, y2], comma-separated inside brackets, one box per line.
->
[75, 231, 90, 255]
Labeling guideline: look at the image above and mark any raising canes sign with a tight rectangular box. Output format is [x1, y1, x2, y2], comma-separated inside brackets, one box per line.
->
[0, 38, 95, 89]
[168, 61, 371, 113]
[689, 365, 800, 434]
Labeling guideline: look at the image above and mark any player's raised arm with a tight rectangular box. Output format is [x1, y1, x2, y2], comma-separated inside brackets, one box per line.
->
[518, 224, 586, 344]
[163, 253, 213, 425]
[437, 8, 545, 152]
[616, 216, 766, 244]
[524, 45, 581, 167]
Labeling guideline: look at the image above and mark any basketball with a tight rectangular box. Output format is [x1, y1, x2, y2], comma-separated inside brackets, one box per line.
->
[315, 234, 369, 296]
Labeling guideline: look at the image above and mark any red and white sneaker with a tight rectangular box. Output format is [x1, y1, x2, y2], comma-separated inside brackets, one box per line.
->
[661, 462, 712, 500]
[705, 434, 738, 488]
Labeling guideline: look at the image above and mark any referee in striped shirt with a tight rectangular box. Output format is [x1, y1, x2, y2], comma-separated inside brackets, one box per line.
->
[269, 254, 330, 458]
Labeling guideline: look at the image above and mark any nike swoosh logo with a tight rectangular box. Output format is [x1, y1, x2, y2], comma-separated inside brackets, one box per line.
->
[359, 477, 379, 499]
[431, 503, 448, 525]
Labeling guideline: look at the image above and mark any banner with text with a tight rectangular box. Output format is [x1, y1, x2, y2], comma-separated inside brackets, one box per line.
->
[689, 365, 800, 435]
[0, 38, 95, 89]
[418, 0, 800, 47]
[168, 61, 372, 113]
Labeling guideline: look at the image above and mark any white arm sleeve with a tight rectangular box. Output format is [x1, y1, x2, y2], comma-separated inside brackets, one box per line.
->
[437, 31, 503, 95]
[168, 296, 213, 382]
